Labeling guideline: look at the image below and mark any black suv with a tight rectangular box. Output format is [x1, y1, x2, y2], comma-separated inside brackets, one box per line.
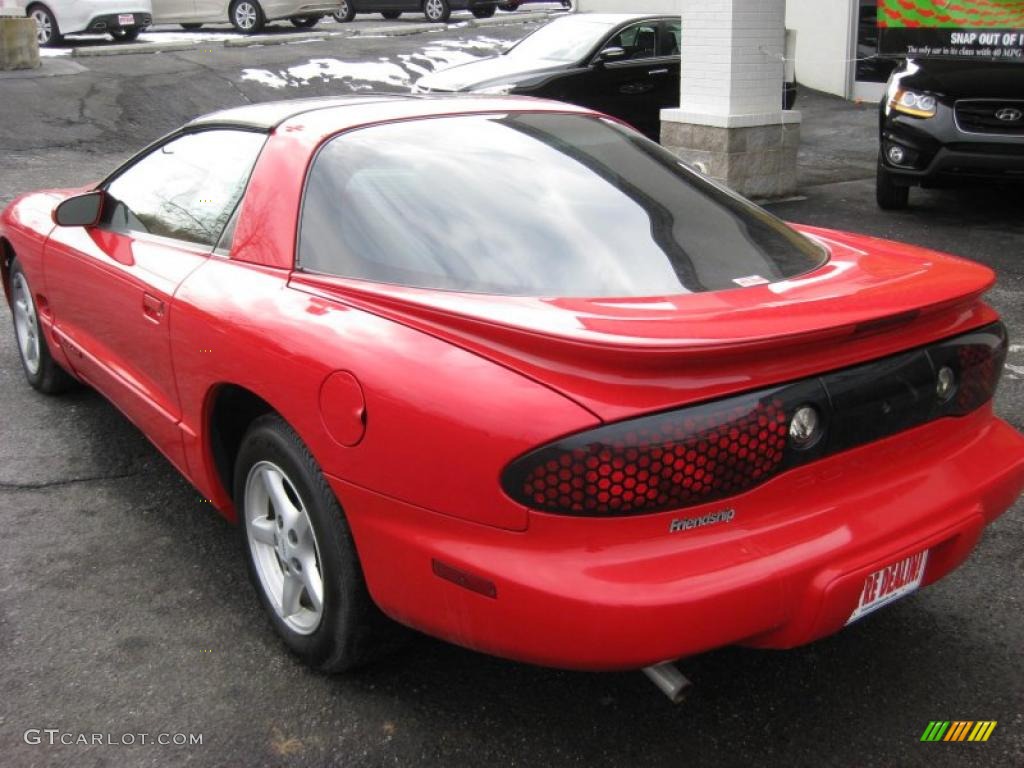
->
[877, 58, 1024, 209]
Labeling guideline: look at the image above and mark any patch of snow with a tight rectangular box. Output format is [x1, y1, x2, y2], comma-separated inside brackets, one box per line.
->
[242, 36, 505, 91]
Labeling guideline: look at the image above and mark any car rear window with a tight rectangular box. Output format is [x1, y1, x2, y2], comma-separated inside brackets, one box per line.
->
[298, 113, 826, 297]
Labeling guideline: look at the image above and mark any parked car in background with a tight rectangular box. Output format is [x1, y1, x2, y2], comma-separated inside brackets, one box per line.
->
[3, 95, 1022, 681]
[415, 13, 796, 141]
[28, 0, 153, 46]
[333, 0, 501, 24]
[877, 58, 1024, 209]
[152, 0, 340, 33]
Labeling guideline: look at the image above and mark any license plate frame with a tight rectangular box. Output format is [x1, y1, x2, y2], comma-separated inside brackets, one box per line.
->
[118, 14, 135, 26]
[847, 549, 929, 625]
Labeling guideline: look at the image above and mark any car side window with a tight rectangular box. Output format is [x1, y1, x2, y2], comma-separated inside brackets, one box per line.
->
[103, 130, 266, 248]
[662, 20, 681, 57]
[602, 22, 660, 61]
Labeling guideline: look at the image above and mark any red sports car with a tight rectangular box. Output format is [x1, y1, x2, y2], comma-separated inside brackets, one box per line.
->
[3, 96, 1023, 690]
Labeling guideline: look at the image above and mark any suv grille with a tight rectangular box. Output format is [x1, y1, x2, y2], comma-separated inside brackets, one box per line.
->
[955, 100, 1024, 136]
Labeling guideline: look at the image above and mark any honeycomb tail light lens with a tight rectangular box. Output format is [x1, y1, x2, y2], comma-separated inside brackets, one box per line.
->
[502, 322, 1008, 518]
[502, 380, 829, 517]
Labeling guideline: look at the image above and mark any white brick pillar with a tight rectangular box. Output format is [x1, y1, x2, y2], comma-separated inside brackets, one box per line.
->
[661, 0, 800, 198]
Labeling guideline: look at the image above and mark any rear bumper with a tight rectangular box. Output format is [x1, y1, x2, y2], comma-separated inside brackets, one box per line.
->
[84, 12, 152, 32]
[337, 409, 1024, 670]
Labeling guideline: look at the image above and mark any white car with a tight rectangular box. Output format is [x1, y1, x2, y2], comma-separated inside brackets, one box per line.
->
[152, 0, 342, 33]
[28, 0, 154, 46]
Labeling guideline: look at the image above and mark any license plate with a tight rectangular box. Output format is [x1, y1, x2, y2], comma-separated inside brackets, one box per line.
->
[118, 14, 135, 25]
[847, 550, 928, 624]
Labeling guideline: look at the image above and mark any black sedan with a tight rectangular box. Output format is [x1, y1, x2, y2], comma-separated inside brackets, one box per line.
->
[415, 13, 682, 140]
[415, 13, 796, 141]
[877, 58, 1024, 209]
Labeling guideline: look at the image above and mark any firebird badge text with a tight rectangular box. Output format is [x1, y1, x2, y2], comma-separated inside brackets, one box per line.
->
[669, 509, 736, 533]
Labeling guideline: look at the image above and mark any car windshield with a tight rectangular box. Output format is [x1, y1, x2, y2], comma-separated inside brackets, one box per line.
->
[503, 16, 617, 63]
[299, 113, 827, 297]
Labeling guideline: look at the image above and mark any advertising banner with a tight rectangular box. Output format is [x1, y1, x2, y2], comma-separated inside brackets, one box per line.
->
[878, 0, 1024, 61]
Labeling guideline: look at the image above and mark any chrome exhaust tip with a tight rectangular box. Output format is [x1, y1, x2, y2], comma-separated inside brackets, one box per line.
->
[642, 662, 691, 704]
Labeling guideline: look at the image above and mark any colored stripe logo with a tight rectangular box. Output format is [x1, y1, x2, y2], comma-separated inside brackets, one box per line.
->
[921, 721, 997, 742]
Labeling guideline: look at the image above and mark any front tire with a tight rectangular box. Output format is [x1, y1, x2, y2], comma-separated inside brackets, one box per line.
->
[333, 0, 355, 22]
[230, 0, 265, 33]
[471, 4, 496, 18]
[876, 160, 910, 210]
[8, 260, 75, 394]
[27, 4, 62, 47]
[423, 0, 450, 23]
[235, 414, 388, 672]
[290, 15, 322, 27]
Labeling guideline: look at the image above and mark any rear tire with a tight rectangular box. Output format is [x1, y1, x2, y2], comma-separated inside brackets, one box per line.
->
[423, 0, 450, 22]
[876, 161, 910, 210]
[230, 0, 265, 33]
[8, 260, 75, 395]
[471, 5, 496, 18]
[235, 414, 399, 672]
[381, 10, 401, 18]
[27, 4, 62, 47]
[109, 27, 140, 41]
[333, 0, 355, 22]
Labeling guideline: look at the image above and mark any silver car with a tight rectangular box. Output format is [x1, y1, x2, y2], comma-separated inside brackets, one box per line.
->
[152, 0, 341, 33]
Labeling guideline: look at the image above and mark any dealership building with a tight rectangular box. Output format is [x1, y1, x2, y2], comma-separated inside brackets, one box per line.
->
[578, 0, 893, 101]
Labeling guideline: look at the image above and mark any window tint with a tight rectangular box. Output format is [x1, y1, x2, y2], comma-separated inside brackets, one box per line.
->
[299, 114, 826, 297]
[663, 20, 681, 56]
[604, 22, 659, 60]
[103, 130, 265, 247]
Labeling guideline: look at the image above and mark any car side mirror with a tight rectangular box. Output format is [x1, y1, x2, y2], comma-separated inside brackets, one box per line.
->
[597, 46, 627, 65]
[54, 191, 105, 228]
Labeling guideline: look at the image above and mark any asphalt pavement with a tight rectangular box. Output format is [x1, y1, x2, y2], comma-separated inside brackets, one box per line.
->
[0, 17, 1022, 768]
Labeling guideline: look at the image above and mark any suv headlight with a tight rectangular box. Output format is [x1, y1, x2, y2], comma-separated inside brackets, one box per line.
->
[890, 88, 937, 118]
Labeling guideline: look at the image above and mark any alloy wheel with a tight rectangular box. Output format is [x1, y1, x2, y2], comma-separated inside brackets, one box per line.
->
[234, 1, 259, 30]
[244, 461, 325, 635]
[425, 0, 445, 21]
[30, 9, 52, 45]
[11, 272, 41, 377]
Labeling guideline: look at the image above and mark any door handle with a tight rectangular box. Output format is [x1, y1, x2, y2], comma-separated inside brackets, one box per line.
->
[648, 68, 669, 75]
[142, 293, 165, 322]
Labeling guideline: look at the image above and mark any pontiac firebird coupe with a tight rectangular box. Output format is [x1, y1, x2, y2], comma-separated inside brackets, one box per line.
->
[3, 95, 1024, 682]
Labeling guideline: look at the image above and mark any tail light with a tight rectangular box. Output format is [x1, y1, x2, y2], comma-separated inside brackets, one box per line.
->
[502, 322, 1008, 517]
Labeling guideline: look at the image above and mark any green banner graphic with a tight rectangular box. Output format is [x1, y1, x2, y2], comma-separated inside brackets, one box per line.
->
[878, 0, 1024, 60]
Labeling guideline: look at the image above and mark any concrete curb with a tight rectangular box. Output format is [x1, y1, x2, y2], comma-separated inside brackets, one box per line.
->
[73, 41, 203, 56]
[223, 31, 330, 47]
[66, 11, 557, 57]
